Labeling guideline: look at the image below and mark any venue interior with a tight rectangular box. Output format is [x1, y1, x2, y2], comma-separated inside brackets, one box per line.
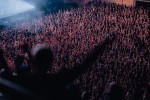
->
[0, 0, 150, 100]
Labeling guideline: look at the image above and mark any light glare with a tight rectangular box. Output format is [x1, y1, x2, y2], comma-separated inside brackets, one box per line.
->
[0, 0, 34, 19]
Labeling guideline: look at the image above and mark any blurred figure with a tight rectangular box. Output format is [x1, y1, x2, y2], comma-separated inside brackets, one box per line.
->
[31, 43, 53, 75]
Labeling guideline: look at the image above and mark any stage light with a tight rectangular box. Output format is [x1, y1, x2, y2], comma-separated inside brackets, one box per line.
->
[0, 0, 34, 19]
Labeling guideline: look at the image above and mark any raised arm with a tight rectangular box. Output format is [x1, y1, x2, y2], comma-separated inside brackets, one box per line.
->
[56, 32, 116, 85]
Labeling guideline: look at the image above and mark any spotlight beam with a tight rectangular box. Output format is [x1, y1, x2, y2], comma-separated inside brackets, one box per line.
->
[0, 0, 34, 19]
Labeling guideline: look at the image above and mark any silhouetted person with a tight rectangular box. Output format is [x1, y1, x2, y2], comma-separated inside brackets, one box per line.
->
[32, 32, 115, 99]
[12, 33, 115, 100]
[31, 43, 53, 75]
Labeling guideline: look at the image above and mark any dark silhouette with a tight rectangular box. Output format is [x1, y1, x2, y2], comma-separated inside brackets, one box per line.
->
[12, 33, 115, 100]
[31, 43, 54, 75]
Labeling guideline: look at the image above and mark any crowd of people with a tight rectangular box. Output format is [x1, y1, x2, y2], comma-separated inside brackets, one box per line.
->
[0, 1, 150, 100]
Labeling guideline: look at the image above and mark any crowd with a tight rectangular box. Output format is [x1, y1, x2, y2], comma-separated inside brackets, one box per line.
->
[0, 1, 150, 100]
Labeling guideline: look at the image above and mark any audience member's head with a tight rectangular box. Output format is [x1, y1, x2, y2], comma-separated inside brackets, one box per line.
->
[31, 43, 53, 75]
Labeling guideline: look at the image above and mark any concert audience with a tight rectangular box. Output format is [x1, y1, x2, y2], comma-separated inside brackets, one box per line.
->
[0, 1, 149, 100]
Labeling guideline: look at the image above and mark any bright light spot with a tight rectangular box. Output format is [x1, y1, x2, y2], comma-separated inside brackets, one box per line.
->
[0, 0, 34, 19]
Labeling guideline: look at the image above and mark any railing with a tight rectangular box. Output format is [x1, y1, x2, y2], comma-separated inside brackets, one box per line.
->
[0, 77, 41, 100]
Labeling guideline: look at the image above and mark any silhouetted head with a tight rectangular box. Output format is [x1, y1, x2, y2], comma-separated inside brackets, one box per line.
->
[31, 43, 53, 75]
